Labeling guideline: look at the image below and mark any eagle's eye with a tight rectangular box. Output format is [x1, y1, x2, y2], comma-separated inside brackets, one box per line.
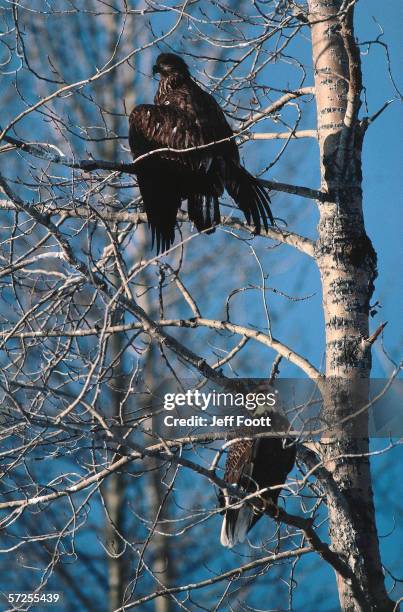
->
[154, 64, 169, 76]
[153, 63, 171, 75]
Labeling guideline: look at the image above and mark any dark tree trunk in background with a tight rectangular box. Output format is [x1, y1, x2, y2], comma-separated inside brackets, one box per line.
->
[103, 12, 128, 611]
[308, 1, 393, 610]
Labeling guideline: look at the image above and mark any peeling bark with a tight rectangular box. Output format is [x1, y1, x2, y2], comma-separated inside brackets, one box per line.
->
[308, 1, 394, 610]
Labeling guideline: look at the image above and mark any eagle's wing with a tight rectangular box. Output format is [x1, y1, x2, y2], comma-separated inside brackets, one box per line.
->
[219, 439, 257, 548]
[129, 104, 212, 171]
[189, 84, 274, 232]
[223, 439, 256, 491]
[129, 104, 221, 251]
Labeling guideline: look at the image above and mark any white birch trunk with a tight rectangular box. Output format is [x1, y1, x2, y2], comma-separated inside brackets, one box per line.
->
[307, 1, 393, 610]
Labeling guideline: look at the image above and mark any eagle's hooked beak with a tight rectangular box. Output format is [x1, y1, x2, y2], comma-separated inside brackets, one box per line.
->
[152, 65, 159, 76]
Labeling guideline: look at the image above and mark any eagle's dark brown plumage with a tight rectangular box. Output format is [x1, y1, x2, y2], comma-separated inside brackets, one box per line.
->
[219, 435, 295, 548]
[129, 53, 273, 253]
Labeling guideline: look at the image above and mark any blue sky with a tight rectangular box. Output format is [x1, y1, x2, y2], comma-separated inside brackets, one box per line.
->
[356, 0, 402, 374]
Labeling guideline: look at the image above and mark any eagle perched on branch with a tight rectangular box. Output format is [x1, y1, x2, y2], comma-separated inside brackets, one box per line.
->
[129, 53, 273, 253]
[219, 426, 295, 548]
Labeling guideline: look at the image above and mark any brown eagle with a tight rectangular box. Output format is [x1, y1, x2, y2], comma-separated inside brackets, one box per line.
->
[129, 53, 273, 253]
[219, 435, 296, 548]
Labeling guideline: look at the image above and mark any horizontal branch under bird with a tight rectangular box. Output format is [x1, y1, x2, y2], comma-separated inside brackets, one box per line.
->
[0, 201, 316, 256]
[129, 547, 312, 607]
[1, 132, 328, 203]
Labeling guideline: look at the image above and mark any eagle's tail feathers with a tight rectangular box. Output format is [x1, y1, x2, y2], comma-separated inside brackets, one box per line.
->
[225, 164, 273, 233]
[220, 503, 255, 548]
